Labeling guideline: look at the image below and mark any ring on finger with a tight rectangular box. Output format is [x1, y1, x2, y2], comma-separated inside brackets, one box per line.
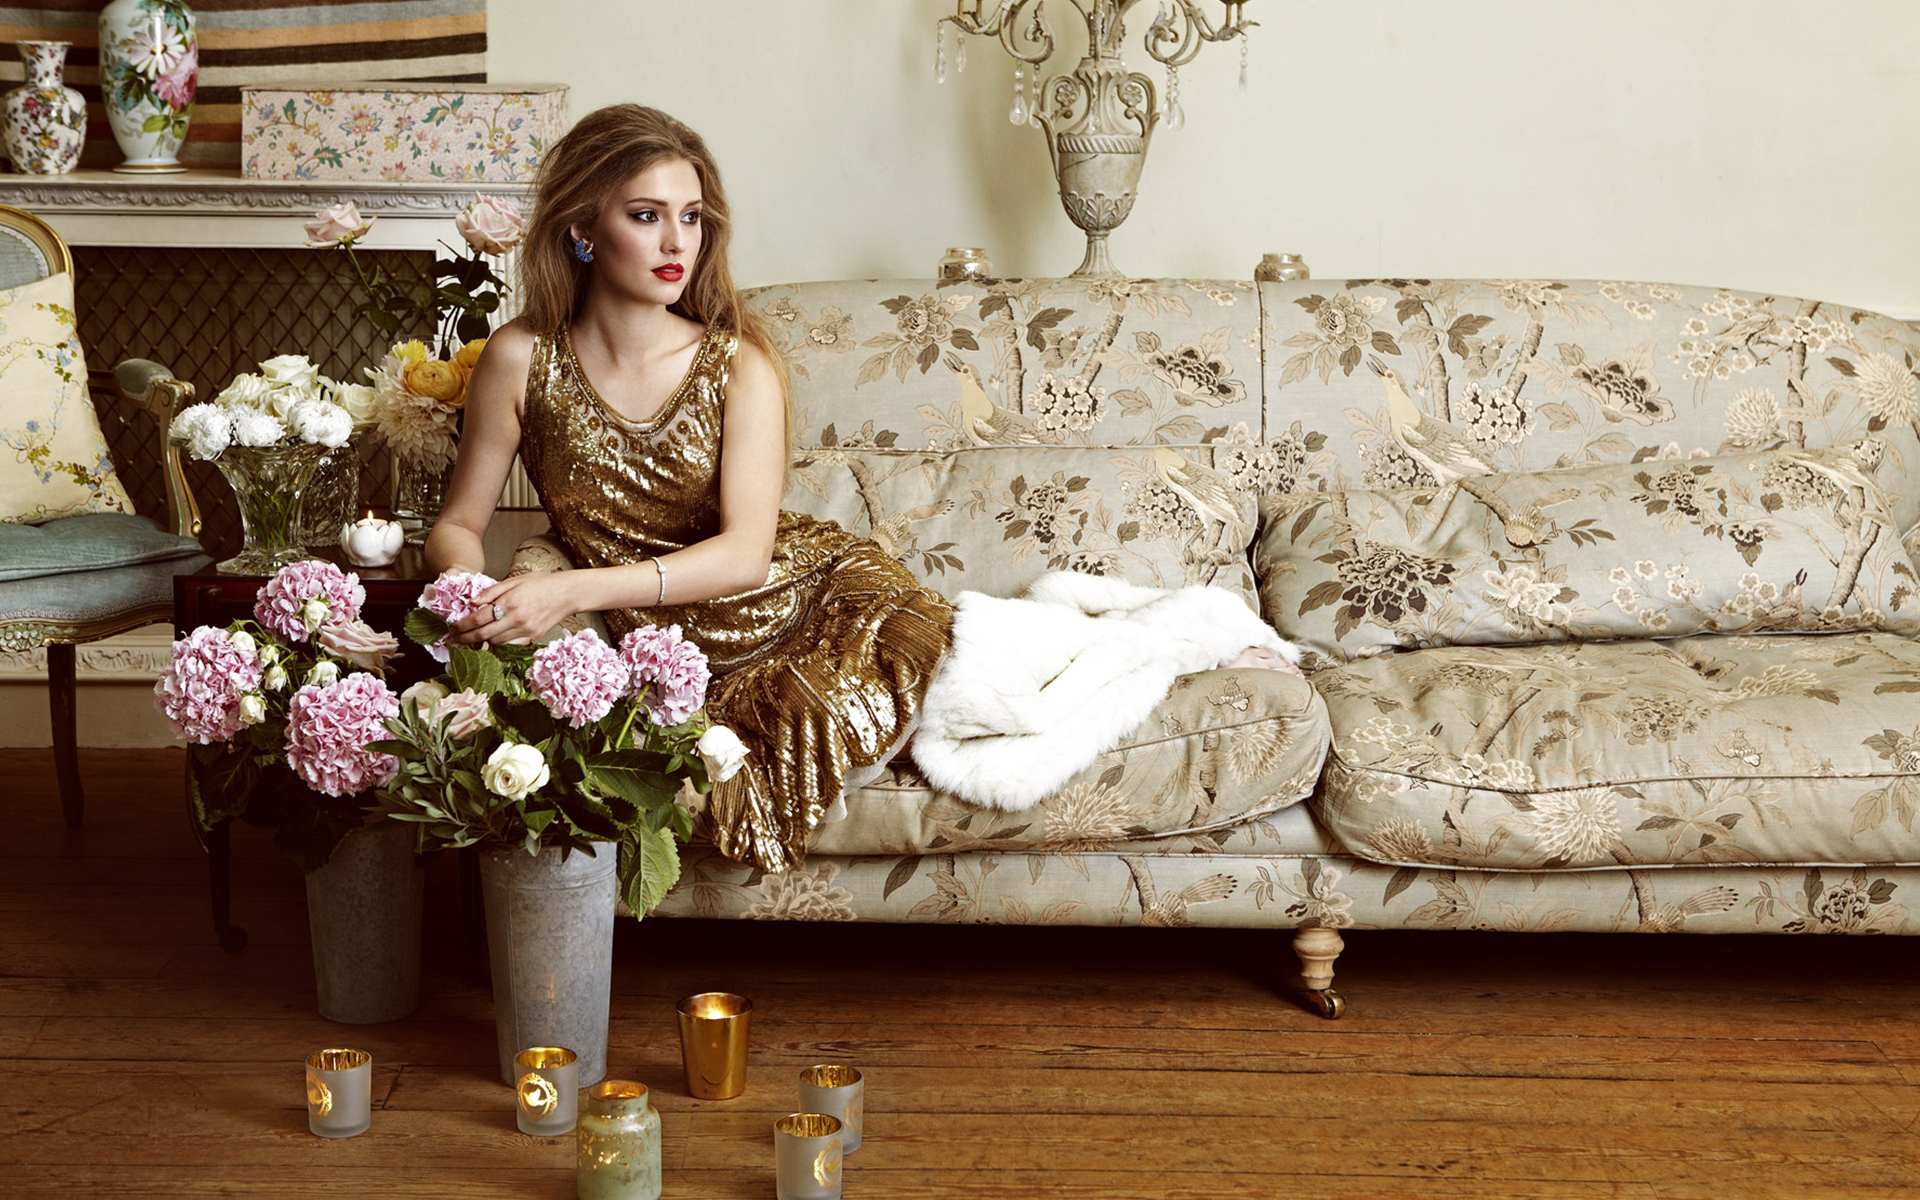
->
[492, 602, 505, 622]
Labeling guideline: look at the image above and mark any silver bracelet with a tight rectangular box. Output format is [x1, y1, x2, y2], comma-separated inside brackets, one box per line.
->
[655, 557, 667, 606]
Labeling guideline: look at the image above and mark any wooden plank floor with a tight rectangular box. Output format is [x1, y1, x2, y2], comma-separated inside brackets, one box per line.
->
[2, 748, 1917, 1199]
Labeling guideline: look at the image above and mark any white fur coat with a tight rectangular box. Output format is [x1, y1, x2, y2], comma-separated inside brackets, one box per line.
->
[910, 572, 1299, 812]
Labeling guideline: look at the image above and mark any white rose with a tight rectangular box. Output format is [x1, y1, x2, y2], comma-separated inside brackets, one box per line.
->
[237, 693, 266, 726]
[483, 741, 551, 801]
[304, 201, 375, 247]
[290, 399, 353, 448]
[399, 679, 450, 719]
[168, 404, 232, 461]
[263, 664, 289, 692]
[227, 629, 257, 659]
[456, 195, 527, 255]
[696, 724, 750, 783]
[259, 354, 321, 390]
[214, 373, 273, 411]
[330, 382, 379, 427]
[230, 410, 285, 447]
[301, 597, 331, 634]
[304, 660, 340, 688]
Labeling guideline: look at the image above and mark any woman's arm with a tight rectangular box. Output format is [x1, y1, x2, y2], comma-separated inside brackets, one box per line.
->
[451, 337, 786, 645]
[425, 321, 534, 576]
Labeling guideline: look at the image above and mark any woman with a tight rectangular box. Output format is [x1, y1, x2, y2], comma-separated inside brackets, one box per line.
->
[426, 104, 953, 872]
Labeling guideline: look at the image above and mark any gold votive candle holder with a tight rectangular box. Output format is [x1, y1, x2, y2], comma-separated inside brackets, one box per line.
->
[774, 1112, 844, 1200]
[514, 1046, 580, 1136]
[797, 1064, 863, 1153]
[676, 992, 752, 1099]
[305, 1047, 372, 1138]
[577, 1080, 663, 1200]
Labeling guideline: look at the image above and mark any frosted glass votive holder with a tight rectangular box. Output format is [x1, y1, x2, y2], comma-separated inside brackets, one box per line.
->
[774, 1112, 844, 1200]
[797, 1064, 863, 1153]
[515, 1045, 580, 1136]
[305, 1047, 372, 1138]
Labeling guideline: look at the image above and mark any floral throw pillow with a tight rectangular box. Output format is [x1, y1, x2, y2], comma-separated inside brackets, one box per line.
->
[1253, 447, 1920, 663]
[0, 271, 132, 524]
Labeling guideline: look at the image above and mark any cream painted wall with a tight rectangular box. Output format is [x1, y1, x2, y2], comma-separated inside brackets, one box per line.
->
[490, 1, 1920, 316]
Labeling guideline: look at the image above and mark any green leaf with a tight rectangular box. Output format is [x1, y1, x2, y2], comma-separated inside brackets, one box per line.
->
[448, 646, 509, 696]
[405, 609, 451, 647]
[621, 825, 681, 918]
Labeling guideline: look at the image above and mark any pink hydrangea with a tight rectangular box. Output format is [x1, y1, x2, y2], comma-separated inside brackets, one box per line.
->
[254, 560, 365, 643]
[153, 626, 264, 744]
[618, 623, 710, 726]
[528, 629, 631, 728]
[418, 570, 497, 663]
[284, 672, 401, 797]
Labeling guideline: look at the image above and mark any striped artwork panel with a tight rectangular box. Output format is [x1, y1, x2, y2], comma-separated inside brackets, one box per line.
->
[0, 1, 486, 168]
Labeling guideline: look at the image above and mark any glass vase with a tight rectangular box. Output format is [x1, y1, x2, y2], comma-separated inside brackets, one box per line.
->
[297, 434, 365, 548]
[392, 452, 454, 542]
[200, 441, 330, 575]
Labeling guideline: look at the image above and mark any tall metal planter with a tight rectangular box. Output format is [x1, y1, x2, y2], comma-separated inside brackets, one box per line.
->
[305, 820, 425, 1024]
[479, 841, 617, 1087]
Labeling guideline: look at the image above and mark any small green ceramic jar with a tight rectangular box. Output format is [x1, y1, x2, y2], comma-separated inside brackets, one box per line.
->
[576, 1080, 662, 1200]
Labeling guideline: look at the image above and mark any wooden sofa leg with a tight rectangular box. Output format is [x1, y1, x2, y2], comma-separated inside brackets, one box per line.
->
[1293, 926, 1346, 1019]
[48, 643, 83, 827]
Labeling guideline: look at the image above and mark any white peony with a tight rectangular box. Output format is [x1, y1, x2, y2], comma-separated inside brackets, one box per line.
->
[230, 409, 286, 447]
[169, 404, 232, 461]
[483, 741, 551, 801]
[289, 399, 353, 448]
[696, 724, 750, 783]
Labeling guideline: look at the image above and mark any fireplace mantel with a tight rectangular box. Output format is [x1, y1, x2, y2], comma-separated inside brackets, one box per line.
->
[0, 169, 536, 250]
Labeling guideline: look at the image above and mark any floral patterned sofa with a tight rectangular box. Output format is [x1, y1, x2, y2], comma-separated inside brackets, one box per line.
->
[565, 275, 1920, 1015]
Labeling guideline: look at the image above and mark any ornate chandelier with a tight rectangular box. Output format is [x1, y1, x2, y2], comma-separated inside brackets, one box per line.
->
[937, 1, 1256, 277]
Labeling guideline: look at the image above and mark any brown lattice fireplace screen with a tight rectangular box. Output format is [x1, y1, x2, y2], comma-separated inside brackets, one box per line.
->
[73, 245, 437, 562]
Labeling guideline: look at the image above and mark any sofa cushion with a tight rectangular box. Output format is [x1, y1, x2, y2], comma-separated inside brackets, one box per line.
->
[786, 443, 1259, 604]
[0, 548, 211, 627]
[805, 664, 1329, 858]
[0, 271, 136, 524]
[0, 512, 203, 582]
[1254, 448, 1919, 665]
[1310, 632, 1920, 873]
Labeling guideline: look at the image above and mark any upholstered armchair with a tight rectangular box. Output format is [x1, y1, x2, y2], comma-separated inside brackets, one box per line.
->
[0, 204, 209, 825]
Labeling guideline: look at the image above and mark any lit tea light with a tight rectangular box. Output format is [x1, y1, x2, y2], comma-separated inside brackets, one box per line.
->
[305, 1047, 372, 1138]
[340, 511, 404, 567]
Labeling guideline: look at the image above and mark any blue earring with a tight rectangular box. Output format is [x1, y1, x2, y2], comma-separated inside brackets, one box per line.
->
[571, 235, 594, 263]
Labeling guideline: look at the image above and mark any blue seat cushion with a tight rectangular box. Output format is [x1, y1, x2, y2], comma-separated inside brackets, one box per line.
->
[0, 512, 204, 582]
[0, 549, 211, 626]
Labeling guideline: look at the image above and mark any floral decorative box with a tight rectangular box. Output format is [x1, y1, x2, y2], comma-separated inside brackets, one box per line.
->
[241, 81, 567, 183]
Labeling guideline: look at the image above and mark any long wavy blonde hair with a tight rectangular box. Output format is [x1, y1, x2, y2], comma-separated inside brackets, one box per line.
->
[519, 104, 787, 410]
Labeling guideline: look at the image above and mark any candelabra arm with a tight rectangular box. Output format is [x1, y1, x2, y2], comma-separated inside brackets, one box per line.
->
[944, 0, 1055, 66]
[1144, 0, 1257, 68]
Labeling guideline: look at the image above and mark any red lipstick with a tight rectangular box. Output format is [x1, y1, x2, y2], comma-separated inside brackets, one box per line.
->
[654, 264, 684, 281]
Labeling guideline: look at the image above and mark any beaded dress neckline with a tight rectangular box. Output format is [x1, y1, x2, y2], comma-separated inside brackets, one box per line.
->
[559, 324, 716, 432]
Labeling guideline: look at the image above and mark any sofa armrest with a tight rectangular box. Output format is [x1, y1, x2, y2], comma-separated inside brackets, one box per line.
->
[111, 358, 199, 541]
[507, 533, 612, 642]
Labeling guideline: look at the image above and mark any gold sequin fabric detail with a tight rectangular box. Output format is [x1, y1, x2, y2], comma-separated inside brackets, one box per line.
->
[520, 327, 954, 872]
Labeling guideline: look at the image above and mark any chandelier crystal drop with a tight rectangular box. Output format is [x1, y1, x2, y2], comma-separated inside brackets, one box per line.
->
[1165, 63, 1185, 131]
[1010, 64, 1031, 125]
[935, 21, 948, 84]
[1239, 30, 1250, 93]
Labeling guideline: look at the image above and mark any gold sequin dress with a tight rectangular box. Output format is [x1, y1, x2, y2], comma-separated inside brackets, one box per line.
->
[519, 326, 953, 872]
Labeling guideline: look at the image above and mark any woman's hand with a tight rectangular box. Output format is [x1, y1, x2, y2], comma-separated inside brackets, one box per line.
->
[448, 573, 585, 647]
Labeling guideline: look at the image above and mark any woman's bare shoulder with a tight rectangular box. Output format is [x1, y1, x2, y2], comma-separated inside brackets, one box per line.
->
[479, 318, 539, 368]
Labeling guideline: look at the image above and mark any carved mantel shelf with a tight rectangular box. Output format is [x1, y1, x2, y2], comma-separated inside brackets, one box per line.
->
[0, 169, 536, 250]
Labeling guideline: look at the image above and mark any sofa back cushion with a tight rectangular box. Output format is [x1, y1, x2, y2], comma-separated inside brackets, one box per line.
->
[1256, 279, 1920, 536]
[785, 443, 1258, 603]
[1252, 447, 1920, 662]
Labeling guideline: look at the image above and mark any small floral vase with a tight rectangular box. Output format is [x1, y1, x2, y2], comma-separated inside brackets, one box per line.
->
[2, 42, 85, 175]
[197, 440, 330, 575]
[392, 452, 454, 542]
[98, 0, 196, 174]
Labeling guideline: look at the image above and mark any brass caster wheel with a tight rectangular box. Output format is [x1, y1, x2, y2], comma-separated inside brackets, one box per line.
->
[1305, 988, 1345, 1019]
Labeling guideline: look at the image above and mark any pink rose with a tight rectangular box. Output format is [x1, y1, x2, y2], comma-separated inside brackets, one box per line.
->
[304, 201, 375, 248]
[153, 45, 196, 110]
[317, 617, 400, 671]
[432, 688, 493, 741]
[455, 195, 526, 255]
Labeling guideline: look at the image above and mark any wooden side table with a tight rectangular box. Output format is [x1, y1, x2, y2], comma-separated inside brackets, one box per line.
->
[173, 546, 440, 952]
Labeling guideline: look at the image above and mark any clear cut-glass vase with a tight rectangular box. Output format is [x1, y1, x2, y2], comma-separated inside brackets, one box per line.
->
[296, 434, 366, 548]
[197, 440, 330, 575]
[392, 451, 454, 542]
